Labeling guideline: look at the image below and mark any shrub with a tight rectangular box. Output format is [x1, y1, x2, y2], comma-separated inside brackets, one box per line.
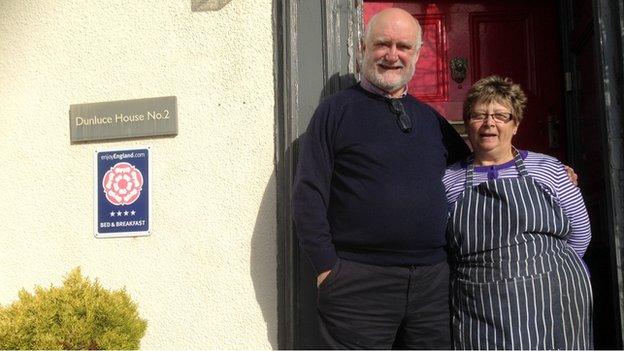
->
[0, 267, 147, 349]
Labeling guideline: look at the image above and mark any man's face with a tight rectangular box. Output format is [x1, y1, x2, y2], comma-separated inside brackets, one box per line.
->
[362, 13, 421, 95]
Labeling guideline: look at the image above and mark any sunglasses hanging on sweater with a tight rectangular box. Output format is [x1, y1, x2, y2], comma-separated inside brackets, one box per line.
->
[388, 99, 413, 133]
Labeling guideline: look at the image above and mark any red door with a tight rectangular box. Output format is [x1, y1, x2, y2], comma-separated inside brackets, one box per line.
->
[363, 1, 566, 161]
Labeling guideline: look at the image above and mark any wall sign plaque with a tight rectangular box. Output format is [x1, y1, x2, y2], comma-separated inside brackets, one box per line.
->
[70, 96, 177, 142]
[94, 147, 151, 238]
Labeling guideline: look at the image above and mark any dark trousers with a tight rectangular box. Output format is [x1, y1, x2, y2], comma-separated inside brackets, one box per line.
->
[317, 259, 451, 349]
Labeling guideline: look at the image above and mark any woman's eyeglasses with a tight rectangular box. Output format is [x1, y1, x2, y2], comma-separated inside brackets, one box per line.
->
[389, 99, 412, 133]
[469, 112, 513, 124]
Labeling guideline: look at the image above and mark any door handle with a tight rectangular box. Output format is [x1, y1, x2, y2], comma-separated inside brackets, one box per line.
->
[547, 115, 559, 148]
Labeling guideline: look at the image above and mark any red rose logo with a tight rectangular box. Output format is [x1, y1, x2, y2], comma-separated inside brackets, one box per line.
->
[102, 162, 144, 205]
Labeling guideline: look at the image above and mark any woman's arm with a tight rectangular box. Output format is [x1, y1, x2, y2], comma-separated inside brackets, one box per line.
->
[443, 163, 467, 209]
[554, 162, 592, 257]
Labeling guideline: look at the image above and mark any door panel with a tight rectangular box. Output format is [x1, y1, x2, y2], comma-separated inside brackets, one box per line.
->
[363, 1, 566, 161]
[408, 14, 449, 101]
[471, 13, 537, 95]
[568, 1, 619, 347]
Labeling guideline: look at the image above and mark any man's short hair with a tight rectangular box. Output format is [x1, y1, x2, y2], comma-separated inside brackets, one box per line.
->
[363, 10, 423, 47]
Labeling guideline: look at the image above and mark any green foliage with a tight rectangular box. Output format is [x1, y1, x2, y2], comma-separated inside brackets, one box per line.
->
[0, 267, 147, 349]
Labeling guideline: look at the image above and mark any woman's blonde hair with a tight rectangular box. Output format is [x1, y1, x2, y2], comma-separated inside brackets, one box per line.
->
[463, 75, 527, 124]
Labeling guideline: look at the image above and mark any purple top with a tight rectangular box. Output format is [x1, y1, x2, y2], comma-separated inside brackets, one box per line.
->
[443, 151, 591, 257]
[465, 150, 530, 180]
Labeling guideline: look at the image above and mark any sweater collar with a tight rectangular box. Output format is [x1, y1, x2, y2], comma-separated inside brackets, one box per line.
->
[360, 76, 408, 99]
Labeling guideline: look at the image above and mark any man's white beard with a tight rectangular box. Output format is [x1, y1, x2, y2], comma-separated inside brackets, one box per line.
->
[363, 59, 414, 93]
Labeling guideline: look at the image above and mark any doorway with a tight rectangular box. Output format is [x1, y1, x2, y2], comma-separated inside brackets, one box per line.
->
[361, 1, 620, 348]
[276, 0, 624, 348]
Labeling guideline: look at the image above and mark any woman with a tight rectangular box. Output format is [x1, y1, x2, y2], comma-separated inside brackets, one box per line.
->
[444, 75, 593, 349]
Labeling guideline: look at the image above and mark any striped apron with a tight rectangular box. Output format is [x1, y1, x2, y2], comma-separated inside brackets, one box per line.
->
[447, 152, 593, 350]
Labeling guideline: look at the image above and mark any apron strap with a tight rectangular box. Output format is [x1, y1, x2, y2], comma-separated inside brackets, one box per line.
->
[466, 155, 475, 187]
[512, 147, 529, 177]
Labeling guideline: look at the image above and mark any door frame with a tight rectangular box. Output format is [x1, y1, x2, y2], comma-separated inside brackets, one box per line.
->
[558, 0, 624, 347]
[274, 0, 624, 348]
[584, 0, 624, 346]
[274, 0, 361, 347]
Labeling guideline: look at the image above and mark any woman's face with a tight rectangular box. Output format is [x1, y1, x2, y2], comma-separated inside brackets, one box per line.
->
[467, 100, 518, 157]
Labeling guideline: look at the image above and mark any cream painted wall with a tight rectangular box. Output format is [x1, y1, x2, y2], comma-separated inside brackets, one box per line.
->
[0, 0, 277, 348]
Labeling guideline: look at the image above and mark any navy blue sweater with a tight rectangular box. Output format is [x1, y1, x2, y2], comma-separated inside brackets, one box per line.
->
[293, 84, 470, 273]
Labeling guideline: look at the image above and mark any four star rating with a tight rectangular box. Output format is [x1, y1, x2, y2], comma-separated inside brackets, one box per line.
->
[110, 210, 137, 217]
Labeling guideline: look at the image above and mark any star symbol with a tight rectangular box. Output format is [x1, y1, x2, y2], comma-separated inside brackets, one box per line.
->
[117, 211, 122, 216]
[130, 210, 136, 216]
[124, 210, 129, 216]
[110, 212, 115, 217]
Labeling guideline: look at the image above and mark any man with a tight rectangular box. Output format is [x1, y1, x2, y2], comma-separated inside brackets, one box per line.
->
[292, 8, 470, 349]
